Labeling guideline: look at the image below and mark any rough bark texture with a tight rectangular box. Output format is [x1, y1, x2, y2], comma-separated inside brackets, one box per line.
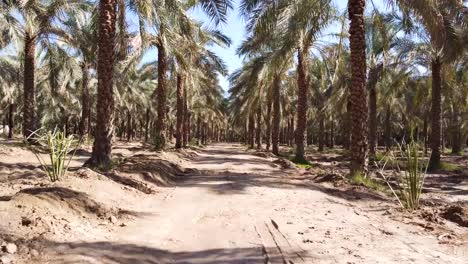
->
[318, 113, 325, 152]
[183, 83, 189, 147]
[23, 34, 36, 139]
[249, 113, 255, 149]
[175, 74, 184, 149]
[295, 48, 308, 162]
[256, 106, 262, 149]
[428, 58, 442, 171]
[384, 106, 391, 151]
[88, 0, 117, 168]
[145, 108, 150, 142]
[272, 76, 281, 155]
[8, 104, 15, 139]
[330, 117, 335, 148]
[126, 110, 132, 141]
[451, 109, 462, 154]
[348, 0, 369, 175]
[368, 76, 377, 157]
[265, 100, 272, 151]
[79, 63, 90, 137]
[155, 35, 167, 149]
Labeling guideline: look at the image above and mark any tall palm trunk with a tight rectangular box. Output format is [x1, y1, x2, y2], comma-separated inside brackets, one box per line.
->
[79, 63, 90, 137]
[330, 116, 335, 148]
[197, 115, 201, 144]
[318, 113, 325, 152]
[183, 84, 189, 147]
[368, 80, 377, 157]
[428, 57, 442, 171]
[384, 105, 391, 151]
[249, 113, 255, 148]
[175, 74, 184, 149]
[265, 100, 272, 151]
[451, 109, 462, 154]
[145, 108, 150, 142]
[8, 103, 15, 139]
[348, 0, 369, 175]
[256, 106, 262, 149]
[126, 110, 132, 141]
[155, 33, 167, 149]
[295, 48, 308, 161]
[87, 0, 117, 168]
[23, 34, 36, 139]
[272, 75, 281, 155]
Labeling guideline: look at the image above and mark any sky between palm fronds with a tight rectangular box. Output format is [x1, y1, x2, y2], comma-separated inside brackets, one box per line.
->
[141, 0, 387, 94]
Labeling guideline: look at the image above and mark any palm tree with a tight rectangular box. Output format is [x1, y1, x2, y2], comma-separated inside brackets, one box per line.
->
[348, 0, 369, 175]
[1, 0, 87, 139]
[240, 0, 334, 162]
[86, 0, 117, 168]
[393, 1, 466, 170]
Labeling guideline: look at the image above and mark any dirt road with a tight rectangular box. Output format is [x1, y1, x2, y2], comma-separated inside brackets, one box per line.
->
[36, 144, 467, 263]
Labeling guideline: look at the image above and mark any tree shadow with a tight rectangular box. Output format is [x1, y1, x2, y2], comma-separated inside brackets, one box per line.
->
[39, 241, 307, 264]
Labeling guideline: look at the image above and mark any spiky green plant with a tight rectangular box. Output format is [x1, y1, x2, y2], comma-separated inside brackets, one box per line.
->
[376, 138, 428, 210]
[397, 139, 428, 210]
[27, 128, 80, 182]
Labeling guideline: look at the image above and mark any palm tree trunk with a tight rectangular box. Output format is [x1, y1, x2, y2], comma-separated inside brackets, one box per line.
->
[256, 106, 262, 149]
[451, 109, 462, 154]
[348, 0, 369, 175]
[295, 48, 308, 162]
[330, 116, 335, 148]
[318, 113, 324, 152]
[368, 79, 377, 158]
[145, 108, 150, 142]
[175, 74, 184, 149]
[126, 110, 132, 141]
[272, 75, 281, 155]
[265, 100, 272, 151]
[428, 57, 442, 171]
[87, 0, 117, 169]
[23, 34, 36, 139]
[249, 113, 255, 148]
[384, 105, 391, 151]
[79, 63, 90, 138]
[197, 115, 201, 144]
[155, 34, 167, 149]
[187, 111, 192, 145]
[183, 84, 189, 147]
[7, 103, 14, 139]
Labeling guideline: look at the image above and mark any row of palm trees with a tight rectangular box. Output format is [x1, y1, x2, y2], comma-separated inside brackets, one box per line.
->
[0, 0, 466, 175]
[228, 0, 467, 174]
[0, 0, 233, 169]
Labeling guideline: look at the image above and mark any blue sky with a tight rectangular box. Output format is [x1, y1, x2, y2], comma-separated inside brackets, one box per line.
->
[141, 0, 387, 93]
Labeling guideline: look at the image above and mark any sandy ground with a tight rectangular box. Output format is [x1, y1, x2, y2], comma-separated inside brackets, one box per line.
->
[1, 142, 467, 263]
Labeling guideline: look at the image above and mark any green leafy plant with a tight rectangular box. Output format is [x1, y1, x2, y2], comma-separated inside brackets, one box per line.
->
[27, 128, 81, 182]
[375, 139, 428, 210]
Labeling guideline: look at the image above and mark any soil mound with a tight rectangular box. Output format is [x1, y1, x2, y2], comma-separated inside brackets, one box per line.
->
[441, 203, 468, 228]
[12, 187, 111, 217]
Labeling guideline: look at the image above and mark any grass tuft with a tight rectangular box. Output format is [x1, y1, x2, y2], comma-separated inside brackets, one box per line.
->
[350, 172, 387, 192]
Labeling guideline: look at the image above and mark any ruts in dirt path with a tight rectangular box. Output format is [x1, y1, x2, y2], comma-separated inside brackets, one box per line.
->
[41, 144, 467, 264]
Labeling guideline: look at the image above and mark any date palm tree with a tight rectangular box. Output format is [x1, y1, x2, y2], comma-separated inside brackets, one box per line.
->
[240, 0, 334, 162]
[347, 0, 369, 175]
[394, 0, 466, 170]
[1, 0, 87, 139]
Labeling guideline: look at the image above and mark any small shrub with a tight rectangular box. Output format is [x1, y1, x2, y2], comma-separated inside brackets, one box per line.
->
[291, 157, 312, 169]
[152, 134, 165, 150]
[350, 171, 387, 192]
[27, 128, 81, 182]
[439, 162, 459, 172]
[375, 139, 428, 210]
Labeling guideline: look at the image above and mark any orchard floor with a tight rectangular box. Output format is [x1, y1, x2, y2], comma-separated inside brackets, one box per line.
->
[0, 141, 467, 263]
